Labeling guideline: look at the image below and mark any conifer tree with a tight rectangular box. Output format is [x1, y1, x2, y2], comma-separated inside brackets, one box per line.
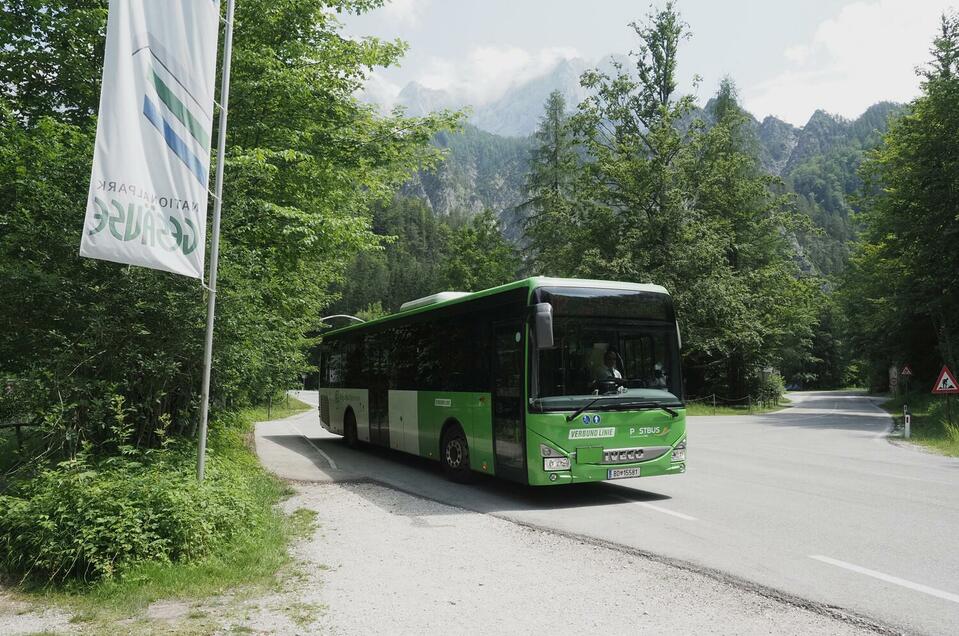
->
[522, 90, 581, 274]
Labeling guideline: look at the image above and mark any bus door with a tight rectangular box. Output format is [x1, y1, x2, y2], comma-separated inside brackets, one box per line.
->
[491, 321, 526, 481]
[366, 333, 390, 447]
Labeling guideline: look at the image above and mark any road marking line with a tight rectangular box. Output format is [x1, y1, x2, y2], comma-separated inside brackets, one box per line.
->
[613, 495, 697, 521]
[289, 422, 339, 470]
[809, 555, 959, 604]
[636, 502, 698, 521]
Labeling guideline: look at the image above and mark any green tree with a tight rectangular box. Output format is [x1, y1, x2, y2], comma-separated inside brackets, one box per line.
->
[0, 0, 457, 458]
[522, 91, 580, 272]
[330, 197, 521, 315]
[681, 79, 819, 395]
[842, 12, 959, 388]
[0, 0, 108, 125]
[525, 5, 817, 397]
[442, 210, 521, 291]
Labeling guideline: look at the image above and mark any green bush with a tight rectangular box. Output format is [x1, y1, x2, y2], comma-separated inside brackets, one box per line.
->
[753, 371, 786, 405]
[0, 426, 273, 584]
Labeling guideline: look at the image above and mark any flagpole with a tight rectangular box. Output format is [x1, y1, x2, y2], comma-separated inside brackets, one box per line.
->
[197, 0, 236, 482]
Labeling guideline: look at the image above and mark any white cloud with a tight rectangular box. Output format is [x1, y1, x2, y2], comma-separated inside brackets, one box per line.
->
[381, 0, 431, 27]
[416, 45, 580, 105]
[742, 0, 948, 126]
[357, 71, 403, 112]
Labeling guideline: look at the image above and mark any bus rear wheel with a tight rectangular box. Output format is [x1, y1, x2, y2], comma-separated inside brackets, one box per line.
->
[441, 424, 473, 483]
[343, 409, 359, 449]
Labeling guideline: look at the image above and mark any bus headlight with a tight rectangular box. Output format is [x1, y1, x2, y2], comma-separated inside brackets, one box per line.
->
[544, 457, 571, 471]
[671, 439, 686, 462]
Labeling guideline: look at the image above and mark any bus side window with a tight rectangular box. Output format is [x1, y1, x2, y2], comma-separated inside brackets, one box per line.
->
[323, 342, 343, 389]
[345, 335, 362, 387]
[472, 317, 491, 392]
[444, 318, 471, 392]
[413, 321, 440, 391]
[391, 324, 416, 391]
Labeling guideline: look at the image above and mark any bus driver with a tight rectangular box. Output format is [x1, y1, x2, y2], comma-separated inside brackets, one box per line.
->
[595, 349, 623, 382]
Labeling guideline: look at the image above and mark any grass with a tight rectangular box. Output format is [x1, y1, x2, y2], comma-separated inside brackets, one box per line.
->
[685, 397, 791, 416]
[8, 393, 318, 633]
[881, 391, 959, 456]
[245, 392, 312, 423]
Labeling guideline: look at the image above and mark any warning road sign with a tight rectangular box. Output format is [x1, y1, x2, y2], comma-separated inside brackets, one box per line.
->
[932, 365, 959, 394]
[900, 364, 913, 376]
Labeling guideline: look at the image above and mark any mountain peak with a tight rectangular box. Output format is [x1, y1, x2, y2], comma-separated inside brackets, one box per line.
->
[396, 82, 459, 117]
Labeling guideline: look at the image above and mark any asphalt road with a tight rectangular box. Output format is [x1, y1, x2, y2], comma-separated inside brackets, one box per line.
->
[257, 391, 959, 635]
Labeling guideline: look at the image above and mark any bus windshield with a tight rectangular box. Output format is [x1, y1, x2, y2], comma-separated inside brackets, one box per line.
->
[533, 317, 682, 410]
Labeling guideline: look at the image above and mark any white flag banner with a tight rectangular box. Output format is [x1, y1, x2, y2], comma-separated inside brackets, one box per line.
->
[80, 0, 221, 279]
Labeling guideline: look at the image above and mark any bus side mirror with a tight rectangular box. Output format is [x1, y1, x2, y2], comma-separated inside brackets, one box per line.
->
[534, 303, 554, 349]
[676, 322, 682, 350]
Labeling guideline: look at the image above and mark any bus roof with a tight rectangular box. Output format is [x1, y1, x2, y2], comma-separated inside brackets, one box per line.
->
[322, 277, 670, 337]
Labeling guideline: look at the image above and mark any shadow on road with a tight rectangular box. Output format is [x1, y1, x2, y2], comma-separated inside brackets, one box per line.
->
[264, 433, 674, 516]
[741, 391, 893, 434]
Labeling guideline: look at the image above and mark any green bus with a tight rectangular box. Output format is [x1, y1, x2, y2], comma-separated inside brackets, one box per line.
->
[318, 277, 686, 485]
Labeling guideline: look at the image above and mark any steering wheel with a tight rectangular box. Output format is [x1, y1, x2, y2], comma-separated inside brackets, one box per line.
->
[591, 378, 623, 395]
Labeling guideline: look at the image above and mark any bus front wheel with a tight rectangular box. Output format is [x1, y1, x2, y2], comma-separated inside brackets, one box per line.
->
[441, 424, 473, 483]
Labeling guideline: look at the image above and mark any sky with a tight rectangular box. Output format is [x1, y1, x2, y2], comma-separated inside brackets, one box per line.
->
[341, 0, 955, 126]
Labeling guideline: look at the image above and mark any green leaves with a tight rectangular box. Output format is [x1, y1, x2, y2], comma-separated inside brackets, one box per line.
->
[0, 0, 456, 461]
[0, 435, 267, 583]
[841, 12, 959, 387]
[523, 6, 818, 397]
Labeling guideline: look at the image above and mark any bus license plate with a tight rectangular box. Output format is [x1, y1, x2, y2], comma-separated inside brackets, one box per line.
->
[608, 467, 641, 479]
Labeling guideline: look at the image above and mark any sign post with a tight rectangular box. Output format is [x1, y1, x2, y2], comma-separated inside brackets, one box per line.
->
[197, 0, 236, 483]
[78, 1, 233, 482]
[900, 364, 913, 396]
[931, 364, 959, 428]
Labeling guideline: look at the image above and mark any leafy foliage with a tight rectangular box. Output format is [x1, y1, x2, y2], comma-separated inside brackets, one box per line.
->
[841, 12, 959, 389]
[522, 90, 581, 273]
[0, 414, 280, 583]
[443, 210, 522, 291]
[328, 196, 521, 316]
[0, 0, 456, 458]
[523, 5, 818, 397]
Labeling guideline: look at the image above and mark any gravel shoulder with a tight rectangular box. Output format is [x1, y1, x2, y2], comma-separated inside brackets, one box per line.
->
[263, 481, 881, 636]
[0, 589, 72, 635]
[0, 481, 889, 635]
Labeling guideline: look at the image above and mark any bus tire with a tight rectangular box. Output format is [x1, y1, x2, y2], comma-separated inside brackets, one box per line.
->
[343, 408, 359, 449]
[441, 423, 473, 483]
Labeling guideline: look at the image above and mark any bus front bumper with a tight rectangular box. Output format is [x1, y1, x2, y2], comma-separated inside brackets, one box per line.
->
[526, 433, 686, 486]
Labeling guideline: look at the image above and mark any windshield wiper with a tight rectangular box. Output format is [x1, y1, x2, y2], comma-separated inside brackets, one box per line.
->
[632, 402, 680, 418]
[565, 395, 618, 422]
[566, 399, 679, 422]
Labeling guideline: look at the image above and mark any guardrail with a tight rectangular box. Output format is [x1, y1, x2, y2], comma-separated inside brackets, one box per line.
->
[685, 391, 784, 412]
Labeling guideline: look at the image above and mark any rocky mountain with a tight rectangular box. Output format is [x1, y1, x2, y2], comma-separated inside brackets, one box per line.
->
[385, 57, 903, 275]
[403, 124, 534, 237]
[756, 116, 799, 176]
[391, 55, 635, 138]
[772, 102, 903, 273]
[470, 58, 590, 137]
[395, 82, 461, 117]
